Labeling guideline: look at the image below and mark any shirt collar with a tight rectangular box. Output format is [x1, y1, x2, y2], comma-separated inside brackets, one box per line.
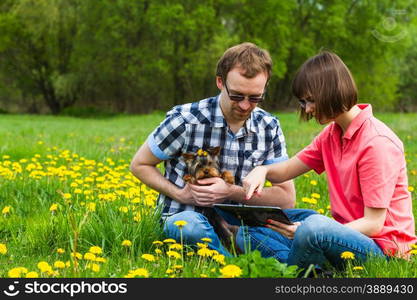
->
[212, 94, 258, 133]
[211, 94, 228, 128]
[343, 104, 373, 140]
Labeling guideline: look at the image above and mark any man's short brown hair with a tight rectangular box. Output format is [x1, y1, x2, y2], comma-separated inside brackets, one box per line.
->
[292, 51, 357, 121]
[216, 42, 272, 81]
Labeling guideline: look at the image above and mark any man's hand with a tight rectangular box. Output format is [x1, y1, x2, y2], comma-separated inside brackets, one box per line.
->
[175, 184, 198, 206]
[188, 177, 232, 206]
[265, 219, 301, 239]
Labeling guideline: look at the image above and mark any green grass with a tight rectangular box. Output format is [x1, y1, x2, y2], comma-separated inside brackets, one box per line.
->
[0, 112, 416, 278]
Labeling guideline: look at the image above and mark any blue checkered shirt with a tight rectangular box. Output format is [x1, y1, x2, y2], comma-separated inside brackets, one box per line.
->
[147, 95, 289, 217]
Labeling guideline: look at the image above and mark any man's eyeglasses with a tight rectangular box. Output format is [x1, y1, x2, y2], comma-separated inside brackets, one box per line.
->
[298, 98, 315, 109]
[224, 81, 266, 103]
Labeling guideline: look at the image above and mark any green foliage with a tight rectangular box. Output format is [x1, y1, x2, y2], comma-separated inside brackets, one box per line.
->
[0, 0, 416, 113]
[226, 250, 300, 278]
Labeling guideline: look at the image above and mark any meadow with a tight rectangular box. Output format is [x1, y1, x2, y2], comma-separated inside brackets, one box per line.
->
[0, 112, 416, 278]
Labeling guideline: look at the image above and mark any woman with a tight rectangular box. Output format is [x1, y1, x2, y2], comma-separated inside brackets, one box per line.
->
[239, 51, 417, 269]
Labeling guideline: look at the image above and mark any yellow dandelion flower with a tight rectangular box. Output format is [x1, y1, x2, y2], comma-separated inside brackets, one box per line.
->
[173, 265, 183, 270]
[411, 244, 417, 250]
[122, 240, 132, 247]
[89, 246, 102, 255]
[212, 254, 226, 265]
[163, 238, 176, 244]
[174, 220, 188, 228]
[63, 193, 72, 199]
[186, 251, 195, 256]
[200, 274, 208, 278]
[166, 268, 174, 274]
[340, 251, 355, 260]
[8, 267, 28, 278]
[316, 209, 324, 214]
[411, 170, 417, 176]
[310, 180, 318, 186]
[353, 266, 364, 271]
[141, 254, 156, 262]
[87, 263, 100, 273]
[155, 249, 162, 255]
[54, 261, 66, 269]
[119, 206, 128, 213]
[95, 257, 107, 263]
[37, 261, 52, 273]
[2, 205, 11, 215]
[57, 248, 65, 254]
[86, 202, 96, 212]
[197, 242, 208, 248]
[169, 243, 183, 251]
[49, 203, 58, 212]
[220, 264, 242, 278]
[166, 251, 181, 259]
[197, 247, 212, 257]
[133, 268, 149, 277]
[311, 193, 321, 199]
[408, 186, 414, 192]
[0, 243, 7, 255]
[201, 237, 212, 243]
[84, 253, 96, 261]
[71, 252, 83, 260]
[26, 271, 39, 278]
[410, 249, 417, 255]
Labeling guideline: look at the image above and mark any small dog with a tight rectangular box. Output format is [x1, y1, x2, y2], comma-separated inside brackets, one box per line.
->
[182, 146, 234, 185]
[182, 146, 237, 249]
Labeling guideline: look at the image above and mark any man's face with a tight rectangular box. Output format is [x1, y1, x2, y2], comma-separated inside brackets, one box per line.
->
[217, 68, 268, 123]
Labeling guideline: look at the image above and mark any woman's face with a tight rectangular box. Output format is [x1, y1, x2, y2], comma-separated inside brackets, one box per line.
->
[302, 100, 331, 125]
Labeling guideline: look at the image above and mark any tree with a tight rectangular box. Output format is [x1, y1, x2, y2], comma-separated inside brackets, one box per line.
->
[0, 0, 81, 114]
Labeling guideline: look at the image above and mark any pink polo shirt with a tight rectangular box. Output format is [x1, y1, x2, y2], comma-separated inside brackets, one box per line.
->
[297, 104, 417, 256]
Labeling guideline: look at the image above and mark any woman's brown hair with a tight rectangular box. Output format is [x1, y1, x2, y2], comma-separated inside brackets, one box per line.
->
[292, 51, 357, 121]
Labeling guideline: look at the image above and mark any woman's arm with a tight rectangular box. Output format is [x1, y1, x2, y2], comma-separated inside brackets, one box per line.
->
[344, 207, 387, 236]
[243, 156, 311, 199]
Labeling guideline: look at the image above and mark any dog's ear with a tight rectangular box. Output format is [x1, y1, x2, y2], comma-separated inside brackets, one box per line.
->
[207, 146, 221, 156]
[182, 153, 196, 161]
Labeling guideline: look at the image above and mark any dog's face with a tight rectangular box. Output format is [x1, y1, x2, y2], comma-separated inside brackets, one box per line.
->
[182, 147, 221, 181]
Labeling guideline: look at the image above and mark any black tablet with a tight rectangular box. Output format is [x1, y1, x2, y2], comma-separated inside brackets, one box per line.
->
[213, 204, 293, 226]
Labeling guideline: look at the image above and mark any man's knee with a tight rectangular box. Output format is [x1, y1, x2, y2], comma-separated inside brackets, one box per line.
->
[163, 211, 212, 243]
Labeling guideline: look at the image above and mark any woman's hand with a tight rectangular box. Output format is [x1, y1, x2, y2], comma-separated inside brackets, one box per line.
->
[265, 219, 301, 239]
[242, 165, 268, 200]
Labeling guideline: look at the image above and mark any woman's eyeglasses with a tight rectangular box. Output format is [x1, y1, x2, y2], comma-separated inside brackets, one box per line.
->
[224, 81, 266, 103]
[298, 98, 315, 109]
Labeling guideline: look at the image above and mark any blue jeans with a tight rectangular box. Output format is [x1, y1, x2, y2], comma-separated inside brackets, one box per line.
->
[237, 209, 385, 269]
[163, 209, 242, 257]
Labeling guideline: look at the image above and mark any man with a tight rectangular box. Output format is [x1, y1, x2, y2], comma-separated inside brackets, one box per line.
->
[130, 42, 295, 256]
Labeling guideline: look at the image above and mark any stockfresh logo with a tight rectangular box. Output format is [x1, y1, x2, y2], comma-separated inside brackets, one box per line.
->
[3, 281, 20, 297]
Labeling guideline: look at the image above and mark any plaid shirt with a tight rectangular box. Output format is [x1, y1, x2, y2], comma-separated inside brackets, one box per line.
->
[147, 95, 289, 217]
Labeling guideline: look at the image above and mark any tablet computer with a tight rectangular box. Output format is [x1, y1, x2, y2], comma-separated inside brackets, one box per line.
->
[213, 204, 293, 226]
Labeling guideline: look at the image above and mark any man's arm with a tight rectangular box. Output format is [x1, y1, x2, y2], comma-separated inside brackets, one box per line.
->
[190, 176, 296, 209]
[130, 141, 195, 205]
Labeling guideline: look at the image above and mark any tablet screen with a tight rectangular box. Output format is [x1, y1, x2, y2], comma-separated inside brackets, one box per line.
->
[213, 204, 293, 226]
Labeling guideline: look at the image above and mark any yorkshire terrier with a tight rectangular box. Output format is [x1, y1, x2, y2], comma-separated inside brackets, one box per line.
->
[182, 146, 238, 249]
[182, 146, 234, 185]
